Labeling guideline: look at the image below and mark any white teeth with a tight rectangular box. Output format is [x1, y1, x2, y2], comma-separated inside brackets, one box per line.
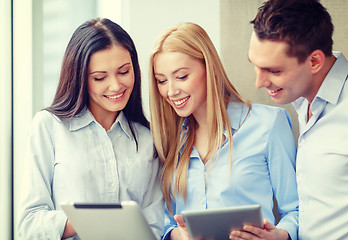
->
[269, 89, 281, 94]
[107, 93, 123, 99]
[173, 97, 189, 106]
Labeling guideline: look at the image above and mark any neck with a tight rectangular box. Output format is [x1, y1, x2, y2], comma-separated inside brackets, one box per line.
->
[307, 55, 337, 104]
[89, 107, 118, 131]
[192, 102, 208, 130]
[98, 115, 117, 131]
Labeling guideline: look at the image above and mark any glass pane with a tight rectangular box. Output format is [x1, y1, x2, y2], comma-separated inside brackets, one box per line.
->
[42, 0, 97, 107]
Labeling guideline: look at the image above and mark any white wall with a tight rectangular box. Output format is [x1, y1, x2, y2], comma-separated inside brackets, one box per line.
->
[0, 0, 13, 239]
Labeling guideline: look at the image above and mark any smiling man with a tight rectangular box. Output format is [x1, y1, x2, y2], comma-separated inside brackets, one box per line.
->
[249, 0, 348, 239]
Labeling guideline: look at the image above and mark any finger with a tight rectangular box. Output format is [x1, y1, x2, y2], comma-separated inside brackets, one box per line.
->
[229, 230, 243, 239]
[174, 214, 186, 228]
[243, 225, 268, 238]
[229, 230, 257, 240]
[171, 227, 191, 240]
[263, 219, 276, 231]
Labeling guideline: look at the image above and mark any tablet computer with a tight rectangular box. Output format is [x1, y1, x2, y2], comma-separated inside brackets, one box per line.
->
[181, 204, 263, 240]
[61, 201, 157, 240]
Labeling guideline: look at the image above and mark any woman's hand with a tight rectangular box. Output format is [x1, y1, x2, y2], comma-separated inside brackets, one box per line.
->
[62, 219, 77, 239]
[170, 215, 192, 240]
[229, 219, 289, 240]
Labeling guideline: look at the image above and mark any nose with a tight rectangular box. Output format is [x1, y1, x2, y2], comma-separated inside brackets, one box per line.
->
[108, 76, 122, 91]
[254, 67, 271, 89]
[167, 80, 180, 97]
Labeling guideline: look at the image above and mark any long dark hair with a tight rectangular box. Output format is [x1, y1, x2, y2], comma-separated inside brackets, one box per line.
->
[46, 18, 149, 146]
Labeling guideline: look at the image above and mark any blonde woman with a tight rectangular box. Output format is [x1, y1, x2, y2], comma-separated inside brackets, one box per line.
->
[149, 22, 298, 240]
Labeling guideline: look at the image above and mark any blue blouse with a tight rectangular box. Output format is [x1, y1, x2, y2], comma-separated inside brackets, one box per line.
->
[163, 102, 299, 240]
[17, 108, 164, 240]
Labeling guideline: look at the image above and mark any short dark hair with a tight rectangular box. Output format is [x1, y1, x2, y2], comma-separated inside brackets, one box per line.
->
[46, 18, 149, 147]
[251, 0, 334, 63]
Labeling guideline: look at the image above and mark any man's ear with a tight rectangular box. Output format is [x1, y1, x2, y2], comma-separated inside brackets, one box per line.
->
[308, 50, 325, 74]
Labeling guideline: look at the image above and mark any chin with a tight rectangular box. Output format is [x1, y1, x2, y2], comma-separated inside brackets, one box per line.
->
[270, 96, 293, 105]
[174, 110, 190, 118]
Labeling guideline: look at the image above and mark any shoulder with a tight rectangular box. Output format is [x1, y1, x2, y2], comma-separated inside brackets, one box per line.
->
[247, 103, 292, 130]
[251, 104, 290, 119]
[227, 101, 289, 116]
[31, 110, 70, 136]
[32, 110, 62, 128]
[227, 102, 292, 129]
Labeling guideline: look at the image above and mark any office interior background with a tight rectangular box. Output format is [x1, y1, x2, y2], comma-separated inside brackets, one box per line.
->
[1, 0, 347, 239]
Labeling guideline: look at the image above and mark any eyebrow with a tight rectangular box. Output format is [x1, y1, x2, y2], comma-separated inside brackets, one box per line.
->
[155, 67, 189, 77]
[89, 62, 131, 75]
[173, 67, 189, 75]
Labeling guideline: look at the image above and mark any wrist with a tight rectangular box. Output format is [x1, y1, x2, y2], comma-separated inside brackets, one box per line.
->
[279, 229, 290, 240]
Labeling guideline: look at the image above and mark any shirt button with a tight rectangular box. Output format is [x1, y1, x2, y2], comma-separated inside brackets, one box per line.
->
[110, 183, 116, 189]
[118, 134, 122, 137]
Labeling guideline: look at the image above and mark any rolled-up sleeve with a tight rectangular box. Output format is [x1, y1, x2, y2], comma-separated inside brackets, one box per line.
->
[162, 201, 177, 240]
[17, 111, 69, 239]
[268, 109, 299, 240]
[141, 155, 164, 239]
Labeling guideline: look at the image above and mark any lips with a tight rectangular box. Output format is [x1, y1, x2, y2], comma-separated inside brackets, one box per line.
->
[267, 88, 283, 97]
[104, 91, 125, 101]
[172, 96, 190, 108]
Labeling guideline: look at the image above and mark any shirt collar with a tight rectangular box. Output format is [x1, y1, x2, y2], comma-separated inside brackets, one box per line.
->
[114, 111, 133, 140]
[227, 101, 247, 131]
[69, 108, 95, 131]
[180, 101, 247, 136]
[293, 52, 348, 110]
[69, 108, 133, 140]
[179, 101, 247, 157]
[315, 51, 348, 105]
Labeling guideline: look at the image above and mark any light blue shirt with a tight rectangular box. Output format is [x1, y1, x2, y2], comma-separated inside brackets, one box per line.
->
[163, 103, 299, 240]
[17, 108, 164, 240]
[293, 52, 348, 240]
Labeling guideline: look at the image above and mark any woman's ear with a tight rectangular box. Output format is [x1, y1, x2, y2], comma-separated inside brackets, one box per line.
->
[308, 50, 325, 74]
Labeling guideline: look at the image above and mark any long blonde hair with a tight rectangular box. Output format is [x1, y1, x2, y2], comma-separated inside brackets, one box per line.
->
[149, 22, 250, 212]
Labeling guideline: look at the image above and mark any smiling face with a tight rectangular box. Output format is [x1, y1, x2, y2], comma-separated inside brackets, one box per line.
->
[88, 44, 134, 122]
[154, 51, 207, 119]
[248, 32, 314, 104]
